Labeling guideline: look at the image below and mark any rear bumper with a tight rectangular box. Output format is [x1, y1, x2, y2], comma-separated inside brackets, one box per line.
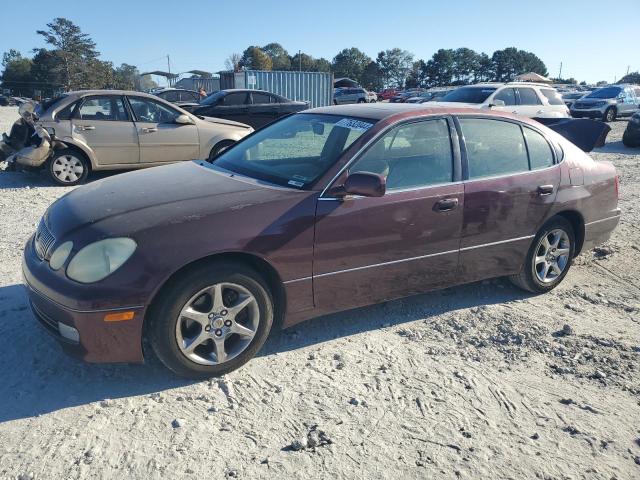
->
[583, 212, 621, 251]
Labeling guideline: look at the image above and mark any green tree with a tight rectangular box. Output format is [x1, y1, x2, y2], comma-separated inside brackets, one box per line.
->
[262, 43, 291, 70]
[405, 60, 428, 88]
[240, 46, 272, 71]
[313, 57, 331, 73]
[36, 17, 99, 90]
[618, 72, 640, 84]
[474, 52, 493, 82]
[113, 63, 139, 90]
[376, 48, 414, 88]
[424, 49, 455, 86]
[290, 52, 315, 71]
[1, 49, 34, 95]
[452, 48, 479, 84]
[332, 48, 372, 84]
[361, 61, 383, 90]
[491, 48, 547, 81]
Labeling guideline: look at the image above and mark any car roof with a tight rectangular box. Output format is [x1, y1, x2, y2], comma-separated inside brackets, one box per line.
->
[64, 90, 161, 99]
[305, 103, 538, 123]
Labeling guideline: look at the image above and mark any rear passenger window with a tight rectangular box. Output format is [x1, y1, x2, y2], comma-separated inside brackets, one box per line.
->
[524, 127, 554, 170]
[78, 97, 129, 121]
[252, 92, 271, 104]
[56, 102, 77, 120]
[459, 118, 528, 179]
[518, 88, 541, 105]
[221, 93, 248, 106]
[350, 119, 453, 190]
[541, 89, 565, 106]
[493, 88, 516, 106]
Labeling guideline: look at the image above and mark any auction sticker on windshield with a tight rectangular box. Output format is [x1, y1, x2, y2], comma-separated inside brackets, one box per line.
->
[334, 118, 374, 132]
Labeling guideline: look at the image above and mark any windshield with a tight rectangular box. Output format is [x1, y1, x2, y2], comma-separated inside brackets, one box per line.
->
[213, 113, 375, 188]
[439, 87, 497, 103]
[586, 87, 621, 99]
[35, 95, 68, 117]
[199, 91, 225, 106]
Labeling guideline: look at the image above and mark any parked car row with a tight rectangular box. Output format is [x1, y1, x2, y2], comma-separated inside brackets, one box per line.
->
[333, 87, 377, 105]
[20, 103, 620, 377]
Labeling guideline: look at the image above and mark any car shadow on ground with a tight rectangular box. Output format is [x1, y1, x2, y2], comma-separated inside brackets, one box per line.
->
[0, 169, 130, 190]
[0, 279, 531, 423]
[594, 140, 638, 156]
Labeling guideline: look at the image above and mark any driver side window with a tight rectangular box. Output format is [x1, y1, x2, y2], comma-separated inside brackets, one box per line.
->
[128, 97, 181, 123]
[350, 119, 454, 191]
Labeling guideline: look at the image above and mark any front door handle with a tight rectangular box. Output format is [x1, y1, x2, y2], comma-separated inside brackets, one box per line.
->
[142, 127, 158, 133]
[433, 198, 459, 212]
[77, 125, 95, 131]
[537, 185, 554, 195]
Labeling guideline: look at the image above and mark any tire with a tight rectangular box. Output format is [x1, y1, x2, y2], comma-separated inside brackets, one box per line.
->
[47, 149, 89, 186]
[603, 107, 616, 123]
[357, 98, 366, 103]
[622, 130, 640, 148]
[148, 261, 274, 378]
[509, 216, 575, 294]
[208, 140, 235, 162]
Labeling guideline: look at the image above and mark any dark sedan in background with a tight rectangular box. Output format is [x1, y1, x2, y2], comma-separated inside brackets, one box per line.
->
[623, 111, 640, 147]
[154, 88, 201, 111]
[23, 104, 619, 378]
[191, 89, 308, 129]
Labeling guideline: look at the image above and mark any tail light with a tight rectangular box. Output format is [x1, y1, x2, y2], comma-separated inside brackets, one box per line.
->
[614, 175, 620, 200]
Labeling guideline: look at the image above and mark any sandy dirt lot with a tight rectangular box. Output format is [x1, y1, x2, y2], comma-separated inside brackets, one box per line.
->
[0, 106, 638, 480]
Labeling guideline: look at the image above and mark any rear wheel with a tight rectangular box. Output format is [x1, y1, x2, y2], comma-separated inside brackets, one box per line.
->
[510, 217, 575, 293]
[623, 130, 640, 148]
[603, 107, 616, 122]
[357, 98, 366, 103]
[47, 149, 89, 186]
[148, 262, 274, 378]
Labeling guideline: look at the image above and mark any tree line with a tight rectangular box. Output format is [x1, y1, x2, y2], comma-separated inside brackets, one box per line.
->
[1, 18, 156, 97]
[230, 44, 549, 89]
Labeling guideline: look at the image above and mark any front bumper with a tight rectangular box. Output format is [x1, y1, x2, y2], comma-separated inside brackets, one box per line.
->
[22, 238, 146, 363]
[571, 109, 605, 119]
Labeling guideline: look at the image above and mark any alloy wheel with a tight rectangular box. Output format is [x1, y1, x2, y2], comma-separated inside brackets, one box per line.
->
[533, 229, 571, 283]
[175, 282, 259, 365]
[52, 154, 84, 184]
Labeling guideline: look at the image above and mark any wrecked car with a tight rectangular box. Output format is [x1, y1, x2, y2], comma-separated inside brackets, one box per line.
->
[2, 91, 253, 185]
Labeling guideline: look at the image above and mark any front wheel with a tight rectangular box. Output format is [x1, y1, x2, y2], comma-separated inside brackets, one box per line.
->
[47, 149, 89, 186]
[148, 262, 274, 378]
[510, 217, 575, 293]
[603, 107, 616, 122]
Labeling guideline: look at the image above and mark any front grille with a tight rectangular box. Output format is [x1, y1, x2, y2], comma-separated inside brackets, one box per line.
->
[34, 219, 55, 260]
[573, 102, 592, 110]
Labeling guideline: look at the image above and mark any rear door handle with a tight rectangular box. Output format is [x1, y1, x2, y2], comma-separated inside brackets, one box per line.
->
[142, 127, 158, 133]
[77, 125, 95, 131]
[433, 198, 459, 212]
[537, 185, 554, 195]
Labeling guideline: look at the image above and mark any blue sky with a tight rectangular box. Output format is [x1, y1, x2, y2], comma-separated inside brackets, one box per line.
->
[1, 0, 637, 85]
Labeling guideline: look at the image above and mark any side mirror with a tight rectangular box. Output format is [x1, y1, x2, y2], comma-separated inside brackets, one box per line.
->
[175, 114, 195, 125]
[489, 99, 505, 107]
[330, 172, 386, 198]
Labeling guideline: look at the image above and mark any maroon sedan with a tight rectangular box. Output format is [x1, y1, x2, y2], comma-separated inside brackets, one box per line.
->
[22, 104, 620, 378]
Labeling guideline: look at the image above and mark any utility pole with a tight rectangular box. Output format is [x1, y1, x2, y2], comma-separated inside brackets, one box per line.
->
[558, 62, 563, 80]
[167, 55, 172, 86]
[627, 65, 630, 76]
[298, 50, 302, 72]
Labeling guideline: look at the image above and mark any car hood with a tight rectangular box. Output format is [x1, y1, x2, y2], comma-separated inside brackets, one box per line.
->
[45, 162, 298, 238]
[199, 116, 252, 129]
[573, 97, 614, 104]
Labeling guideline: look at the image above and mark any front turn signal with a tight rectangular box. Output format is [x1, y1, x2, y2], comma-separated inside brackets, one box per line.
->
[104, 311, 135, 322]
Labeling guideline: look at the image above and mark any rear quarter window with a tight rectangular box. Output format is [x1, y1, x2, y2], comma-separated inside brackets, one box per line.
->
[541, 89, 565, 106]
[523, 127, 554, 170]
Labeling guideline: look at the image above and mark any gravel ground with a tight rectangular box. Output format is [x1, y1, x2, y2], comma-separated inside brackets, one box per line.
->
[0, 106, 639, 480]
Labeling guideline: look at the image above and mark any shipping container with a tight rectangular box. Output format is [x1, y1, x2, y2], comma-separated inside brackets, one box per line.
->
[219, 70, 333, 107]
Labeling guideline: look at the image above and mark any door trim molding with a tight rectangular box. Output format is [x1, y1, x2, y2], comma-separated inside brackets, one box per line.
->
[283, 234, 535, 285]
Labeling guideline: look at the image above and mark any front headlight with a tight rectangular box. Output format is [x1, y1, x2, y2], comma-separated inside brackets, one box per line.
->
[66, 238, 137, 283]
[49, 241, 73, 270]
